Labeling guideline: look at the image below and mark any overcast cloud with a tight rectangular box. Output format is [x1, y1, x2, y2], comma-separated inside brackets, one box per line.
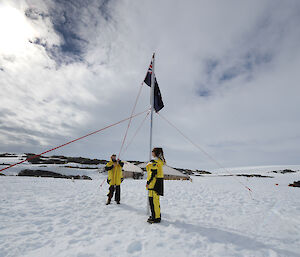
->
[0, 0, 300, 170]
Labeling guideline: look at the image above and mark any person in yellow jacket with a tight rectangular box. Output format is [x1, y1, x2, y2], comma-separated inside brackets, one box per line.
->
[146, 147, 165, 223]
[105, 154, 124, 205]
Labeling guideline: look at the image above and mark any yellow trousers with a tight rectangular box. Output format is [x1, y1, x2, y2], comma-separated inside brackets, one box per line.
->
[148, 190, 161, 219]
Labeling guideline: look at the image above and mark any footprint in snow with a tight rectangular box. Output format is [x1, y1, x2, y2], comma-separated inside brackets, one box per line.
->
[127, 241, 142, 253]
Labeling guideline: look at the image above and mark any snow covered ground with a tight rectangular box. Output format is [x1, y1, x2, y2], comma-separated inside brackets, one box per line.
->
[0, 155, 102, 179]
[1, 157, 300, 257]
[212, 164, 300, 175]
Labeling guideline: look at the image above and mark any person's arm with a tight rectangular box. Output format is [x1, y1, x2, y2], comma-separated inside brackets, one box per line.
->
[105, 163, 114, 171]
[119, 160, 124, 167]
[147, 168, 157, 185]
[120, 162, 124, 182]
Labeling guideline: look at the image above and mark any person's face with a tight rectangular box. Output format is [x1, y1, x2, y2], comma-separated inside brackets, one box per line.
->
[152, 150, 156, 158]
[111, 156, 116, 162]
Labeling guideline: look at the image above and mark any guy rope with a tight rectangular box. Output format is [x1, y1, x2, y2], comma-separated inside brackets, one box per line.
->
[0, 109, 149, 175]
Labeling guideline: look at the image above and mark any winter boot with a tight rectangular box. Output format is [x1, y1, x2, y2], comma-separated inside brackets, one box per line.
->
[153, 218, 161, 223]
[147, 216, 154, 223]
[106, 198, 111, 205]
[148, 217, 161, 224]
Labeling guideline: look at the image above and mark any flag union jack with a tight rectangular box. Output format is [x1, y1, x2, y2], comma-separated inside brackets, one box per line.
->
[143, 56, 164, 112]
[148, 63, 153, 74]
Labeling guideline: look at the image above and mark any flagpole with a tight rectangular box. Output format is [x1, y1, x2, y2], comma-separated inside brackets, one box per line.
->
[147, 52, 155, 216]
[149, 52, 155, 161]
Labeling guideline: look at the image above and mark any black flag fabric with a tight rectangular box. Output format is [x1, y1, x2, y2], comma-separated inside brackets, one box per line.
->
[144, 60, 164, 112]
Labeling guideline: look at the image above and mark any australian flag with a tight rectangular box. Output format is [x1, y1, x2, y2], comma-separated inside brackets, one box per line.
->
[144, 57, 164, 112]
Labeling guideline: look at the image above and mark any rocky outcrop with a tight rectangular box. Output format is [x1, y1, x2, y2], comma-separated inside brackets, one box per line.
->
[65, 157, 105, 165]
[63, 165, 99, 169]
[18, 169, 92, 180]
[25, 153, 107, 165]
[0, 153, 18, 158]
[288, 181, 300, 187]
[220, 174, 273, 178]
[236, 174, 273, 178]
[175, 168, 211, 175]
[272, 169, 296, 174]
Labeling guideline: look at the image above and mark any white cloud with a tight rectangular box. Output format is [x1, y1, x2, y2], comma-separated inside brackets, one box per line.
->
[1, 0, 300, 170]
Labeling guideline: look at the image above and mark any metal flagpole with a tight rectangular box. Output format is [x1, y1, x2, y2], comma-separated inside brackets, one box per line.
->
[147, 52, 155, 215]
[149, 52, 155, 161]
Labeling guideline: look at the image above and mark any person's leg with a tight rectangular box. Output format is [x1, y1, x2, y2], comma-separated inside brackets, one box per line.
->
[148, 190, 155, 221]
[106, 185, 115, 205]
[153, 191, 161, 222]
[115, 185, 120, 203]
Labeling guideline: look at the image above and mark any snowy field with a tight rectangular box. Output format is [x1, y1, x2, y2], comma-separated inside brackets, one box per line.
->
[0, 155, 102, 179]
[1, 157, 300, 257]
[212, 165, 300, 175]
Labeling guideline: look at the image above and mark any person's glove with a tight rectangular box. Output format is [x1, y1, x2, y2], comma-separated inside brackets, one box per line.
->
[107, 179, 110, 184]
[121, 178, 124, 182]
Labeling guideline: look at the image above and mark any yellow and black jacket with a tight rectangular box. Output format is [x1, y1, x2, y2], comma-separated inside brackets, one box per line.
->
[146, 158, 164, 196]
[105, 160, 124, 186]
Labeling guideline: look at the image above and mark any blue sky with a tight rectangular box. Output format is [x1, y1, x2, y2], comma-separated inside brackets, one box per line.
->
[0, 0, 300, 170]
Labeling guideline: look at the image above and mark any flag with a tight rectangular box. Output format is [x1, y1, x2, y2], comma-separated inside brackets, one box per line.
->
[144, 58, 164, 112]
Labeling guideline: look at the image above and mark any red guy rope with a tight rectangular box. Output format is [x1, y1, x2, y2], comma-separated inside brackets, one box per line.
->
[0, 109, 150, 174]
[123, 110, 150, 154]
[118, 83, 144, 159]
